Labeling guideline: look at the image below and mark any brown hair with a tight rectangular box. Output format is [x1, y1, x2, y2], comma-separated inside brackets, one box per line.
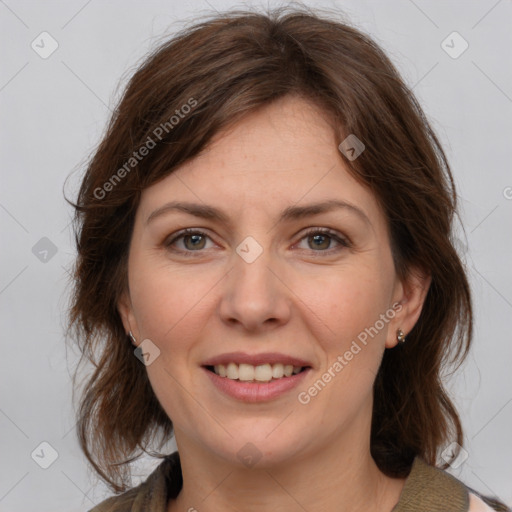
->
[65, 5, 506, 508]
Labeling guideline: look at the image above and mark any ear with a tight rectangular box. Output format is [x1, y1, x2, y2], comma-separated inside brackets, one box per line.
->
[385, 267, 431, 349]
[117, 289, 139, 343]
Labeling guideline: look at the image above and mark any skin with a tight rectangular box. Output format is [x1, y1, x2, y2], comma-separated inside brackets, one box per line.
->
[118, 94, 431, 512]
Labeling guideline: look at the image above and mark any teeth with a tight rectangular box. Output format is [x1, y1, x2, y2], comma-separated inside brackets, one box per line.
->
[213, 363, 304, 382]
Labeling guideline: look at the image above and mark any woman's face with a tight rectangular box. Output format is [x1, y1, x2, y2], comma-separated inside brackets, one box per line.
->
[119, 95, 427, 469]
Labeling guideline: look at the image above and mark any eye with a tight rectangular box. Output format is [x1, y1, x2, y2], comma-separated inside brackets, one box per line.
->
[164, 227, 350, 257]
[296, 228, 350, 254]
[164, 229, 215, 255]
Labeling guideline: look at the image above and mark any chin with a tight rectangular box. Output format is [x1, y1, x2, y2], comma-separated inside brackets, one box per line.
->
[210, 427, 309, 470]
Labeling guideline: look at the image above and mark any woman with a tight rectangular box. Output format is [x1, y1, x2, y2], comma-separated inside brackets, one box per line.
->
[66, 6, 509, 512]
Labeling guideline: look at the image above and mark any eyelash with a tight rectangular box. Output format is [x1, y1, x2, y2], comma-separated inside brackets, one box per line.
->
[164, 227, 350, 258]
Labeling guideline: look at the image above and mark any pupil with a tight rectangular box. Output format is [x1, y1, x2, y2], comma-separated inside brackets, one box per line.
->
[186, 234, 204, 250]
[311, 234, 329, 250]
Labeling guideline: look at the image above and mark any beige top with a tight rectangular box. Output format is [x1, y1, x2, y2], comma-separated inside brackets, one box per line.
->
[89, 451, 498, 512]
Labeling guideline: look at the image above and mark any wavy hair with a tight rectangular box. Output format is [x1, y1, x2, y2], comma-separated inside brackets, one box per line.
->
[65, 5, 506, 509]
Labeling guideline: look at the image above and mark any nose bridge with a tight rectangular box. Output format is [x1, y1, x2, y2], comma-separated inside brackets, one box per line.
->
[219, 234, 290, 329]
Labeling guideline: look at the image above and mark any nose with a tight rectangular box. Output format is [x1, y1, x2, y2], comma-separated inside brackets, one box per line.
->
[218, 246, 292, 332]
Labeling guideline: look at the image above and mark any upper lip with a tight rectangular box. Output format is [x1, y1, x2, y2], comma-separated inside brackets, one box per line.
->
[202, 352, 313, 368]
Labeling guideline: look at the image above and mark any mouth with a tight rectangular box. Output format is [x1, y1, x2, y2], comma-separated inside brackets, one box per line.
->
[202, 364, 312, 402]
[203, 363, 311, 383]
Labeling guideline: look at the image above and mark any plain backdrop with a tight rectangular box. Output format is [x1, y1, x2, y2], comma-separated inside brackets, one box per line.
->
[1, 1, 511, 510]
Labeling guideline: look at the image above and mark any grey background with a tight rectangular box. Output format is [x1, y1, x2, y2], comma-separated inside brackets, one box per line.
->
[1, 0, 511, 510]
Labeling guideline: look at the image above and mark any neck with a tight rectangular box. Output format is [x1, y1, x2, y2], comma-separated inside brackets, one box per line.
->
[167, 421, 405, 512]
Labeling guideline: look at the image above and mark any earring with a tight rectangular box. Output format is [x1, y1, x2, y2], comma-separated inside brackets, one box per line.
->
[129, 331, 137, 345]
[397, 329, 406, 344]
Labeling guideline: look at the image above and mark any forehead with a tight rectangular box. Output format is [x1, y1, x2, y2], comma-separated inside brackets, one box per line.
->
[137, 95, 385, 230]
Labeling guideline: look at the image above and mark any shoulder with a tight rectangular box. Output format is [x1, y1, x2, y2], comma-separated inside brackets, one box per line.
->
[392, 456, 468, 511]
[87, 475, 156, 512]
[87, 484, 142, 512]
[393, 457, 509, 512]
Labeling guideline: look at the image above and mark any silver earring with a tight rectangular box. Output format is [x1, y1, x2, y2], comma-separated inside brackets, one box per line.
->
[397, 329, 406, 344]
[129, 331, 137, 345]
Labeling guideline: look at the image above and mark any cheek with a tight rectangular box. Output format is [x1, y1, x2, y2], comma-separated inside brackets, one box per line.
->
[129, 256, 218, 342]
[298, 263, 394, 347]
[294, 270, 392, 419]
[128, 260, 217, 424]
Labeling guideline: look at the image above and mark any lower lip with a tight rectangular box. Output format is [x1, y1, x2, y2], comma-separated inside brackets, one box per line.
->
[203, 367, 312, 403]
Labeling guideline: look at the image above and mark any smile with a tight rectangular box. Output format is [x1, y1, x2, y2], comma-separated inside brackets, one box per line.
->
[203, 365, 312, 403]
[207, 362, 307, 382]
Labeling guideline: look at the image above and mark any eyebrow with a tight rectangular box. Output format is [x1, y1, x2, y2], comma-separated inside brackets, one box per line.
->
[145, 199, 371, 227]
